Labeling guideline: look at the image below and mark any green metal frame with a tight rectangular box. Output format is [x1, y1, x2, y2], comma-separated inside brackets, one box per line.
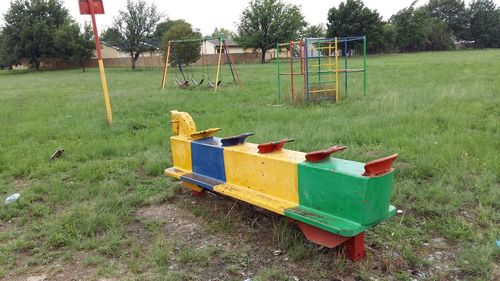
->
[276, 36, 367, 103]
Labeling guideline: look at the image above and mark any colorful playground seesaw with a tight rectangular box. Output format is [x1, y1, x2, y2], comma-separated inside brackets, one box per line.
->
[165, 110, 398, 261]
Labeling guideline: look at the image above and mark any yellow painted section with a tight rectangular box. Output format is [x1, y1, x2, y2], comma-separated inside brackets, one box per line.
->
[182, 181, 203, 192]
[170, 110, 220, 140]
[214, 43, 223, 92]
[98, 59, 112, 124]
[214, 183, 298, 215]
[170, 110, 197, 138]
[168, 136, 192, 176]
[191, 128, 220, 140]
[164, 167, 188, 179]
[161, 43, 171, 90]
[223, 142, 305, 207]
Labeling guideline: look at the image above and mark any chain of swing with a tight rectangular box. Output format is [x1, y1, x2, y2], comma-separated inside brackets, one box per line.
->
[170, 39, 238, 88]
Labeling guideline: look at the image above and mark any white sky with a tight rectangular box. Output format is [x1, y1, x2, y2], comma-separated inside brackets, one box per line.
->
[0, 0, 497, 35]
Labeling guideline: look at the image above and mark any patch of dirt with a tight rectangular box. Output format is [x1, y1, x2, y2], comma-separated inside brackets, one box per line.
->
[7, 251, 100, 281]
[419, 238, 462, 280]
[136, 203, 201, 243]
[155, 188, 360, 280]
[134, 164, 148, 179]
[13, 176, 32, 190]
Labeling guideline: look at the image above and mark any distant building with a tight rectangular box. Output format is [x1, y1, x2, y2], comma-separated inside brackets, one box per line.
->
[202, 39, 251, 55]
[94, 42, 162, 59]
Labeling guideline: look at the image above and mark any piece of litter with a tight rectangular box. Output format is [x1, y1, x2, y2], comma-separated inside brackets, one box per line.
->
[5, 193, 20, 205]
[50, 147, 64, 160]
[496, 240, 500, 248]
[397, 209, 404, 215]
[272, 249, 283, 256]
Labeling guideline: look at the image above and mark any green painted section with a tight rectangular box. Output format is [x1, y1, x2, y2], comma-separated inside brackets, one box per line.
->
[284, 157, 396, 237]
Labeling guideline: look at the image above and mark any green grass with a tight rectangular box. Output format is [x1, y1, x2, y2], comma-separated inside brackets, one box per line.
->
[0, 49, 499, 280]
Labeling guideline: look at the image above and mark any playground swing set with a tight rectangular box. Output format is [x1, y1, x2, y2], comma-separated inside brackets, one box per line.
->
[161, 36, 241, 93]
[277, 36, 367, 103]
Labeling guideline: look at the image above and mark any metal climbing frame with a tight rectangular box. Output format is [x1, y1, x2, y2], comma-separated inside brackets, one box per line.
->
[277, 36, 367, 103]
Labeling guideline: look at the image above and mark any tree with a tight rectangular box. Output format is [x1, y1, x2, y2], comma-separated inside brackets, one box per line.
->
[468, 0, 500, 48]
[211, 28, 234, 39]
[108, 0, 163, 70]
[391, 6, 429, 52]
[302, 24, 325, 38]
[2, 0, 72, 70]
[382, 23, 397, 53]
[236, 0, 306, 63]
[55, 23, 95, 72]
[425, 0, 468, 40]
[0, 31, 12, 70]
[152, 19, 185, 47]
[100, 27, 122, 45]
[162, 20, 202, 65]
[424, 17, 454, 51]
[326, 0, 385, 53]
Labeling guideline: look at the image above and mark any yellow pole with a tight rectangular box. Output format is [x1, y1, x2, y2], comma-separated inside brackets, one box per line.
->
[98, 59, 112, 123]
[161, 43, 171, 90]
[328, 43, 332, 83]
[335, 37, 339, 102]
[214, 41, 224, 93]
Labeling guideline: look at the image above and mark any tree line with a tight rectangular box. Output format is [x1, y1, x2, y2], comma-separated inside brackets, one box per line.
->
[325, 0, 500, 53]
[1, 0, 499, 70]
[0, 0, 94, 71]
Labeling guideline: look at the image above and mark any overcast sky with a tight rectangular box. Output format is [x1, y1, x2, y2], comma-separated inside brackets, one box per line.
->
[0, 0, 497, 35]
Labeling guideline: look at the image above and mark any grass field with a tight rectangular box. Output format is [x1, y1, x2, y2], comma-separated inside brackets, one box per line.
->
[0, 49, 499, 280]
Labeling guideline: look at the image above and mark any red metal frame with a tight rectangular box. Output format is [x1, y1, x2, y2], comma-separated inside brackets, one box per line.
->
[363, 153, 398, 177]
[257, 138, 294, 154]
[223, 42, 241, 86]
[79, 0, 104, 15]
[305, 146, 347, 162]
[80, 0, 104, 60]
[297, 222, 365, 261]
[298, 222, 348, 248]
[344, 232, 365, 261]
[191, 190, 206, 197]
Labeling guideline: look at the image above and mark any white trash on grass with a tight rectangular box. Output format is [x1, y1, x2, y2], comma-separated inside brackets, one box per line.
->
[4, 193, 20, 204]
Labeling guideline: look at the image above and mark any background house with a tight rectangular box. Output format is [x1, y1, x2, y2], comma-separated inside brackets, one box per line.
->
[95, 42, 162, 59]
[202, 39, 252, 55]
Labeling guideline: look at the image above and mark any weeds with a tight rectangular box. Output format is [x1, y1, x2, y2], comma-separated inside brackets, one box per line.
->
[0, 50, 499, 279]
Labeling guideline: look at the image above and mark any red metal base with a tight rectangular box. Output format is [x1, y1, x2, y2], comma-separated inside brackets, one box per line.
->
[298, 222, 348, 248]
[344, 232, 365, 261]
[191, 189, 206, 197]
[297, 222, 365, 261]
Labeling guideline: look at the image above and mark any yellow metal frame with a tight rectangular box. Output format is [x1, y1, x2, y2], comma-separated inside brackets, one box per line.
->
[161, 43, 171, 90]
[97, 59, 112, 124]
[214, 42, 224, 92]
[328, 43, 332, 83]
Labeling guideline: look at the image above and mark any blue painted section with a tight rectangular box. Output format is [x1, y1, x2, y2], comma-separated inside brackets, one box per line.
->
[191, 137, 226, 182]
[180, 173, 224, 191]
